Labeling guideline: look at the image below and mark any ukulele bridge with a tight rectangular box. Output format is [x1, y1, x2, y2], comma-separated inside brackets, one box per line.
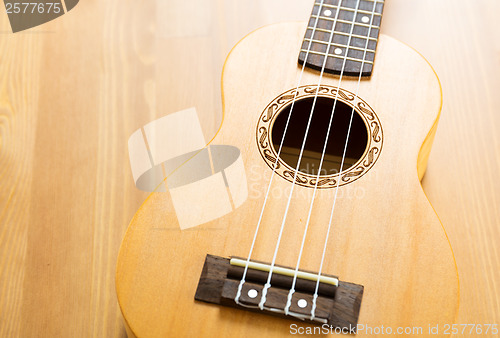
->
[195, 254, 363, 331]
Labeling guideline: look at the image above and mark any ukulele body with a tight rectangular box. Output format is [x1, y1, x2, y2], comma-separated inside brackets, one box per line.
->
[116, 22, 459, 337]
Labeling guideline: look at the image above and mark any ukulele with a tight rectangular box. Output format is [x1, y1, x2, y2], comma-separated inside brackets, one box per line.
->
[116, 0, 459, 336]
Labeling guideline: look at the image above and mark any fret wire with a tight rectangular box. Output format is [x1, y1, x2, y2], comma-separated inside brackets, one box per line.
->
[314, 3, 382, 16]
[310, 14, 380, 28]
[300, 49, 374, 64]
[307, 27, 378, 41]
[303, 38, 375, 53]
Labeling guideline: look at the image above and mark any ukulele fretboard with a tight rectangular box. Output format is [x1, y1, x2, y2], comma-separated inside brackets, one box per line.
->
[299, 0, 384, 77]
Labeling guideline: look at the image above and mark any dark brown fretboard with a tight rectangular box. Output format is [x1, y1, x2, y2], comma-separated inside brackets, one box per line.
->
[298, 0, 385, 77]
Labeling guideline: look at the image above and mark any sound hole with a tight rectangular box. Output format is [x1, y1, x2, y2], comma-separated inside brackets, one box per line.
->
[271, 97, 368, 176]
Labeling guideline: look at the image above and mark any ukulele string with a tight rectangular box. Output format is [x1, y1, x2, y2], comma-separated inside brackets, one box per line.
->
[257, 0, 345, 311]
[310, 0, 381, 321]
[284, 0, 363, 316]
[234, 0, 327, 305]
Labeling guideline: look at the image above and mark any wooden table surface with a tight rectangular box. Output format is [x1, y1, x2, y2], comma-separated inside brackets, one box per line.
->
[1, 0, 499, 336]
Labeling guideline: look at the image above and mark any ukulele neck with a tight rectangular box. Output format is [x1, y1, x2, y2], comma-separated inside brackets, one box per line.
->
[298, 0, 385, 77]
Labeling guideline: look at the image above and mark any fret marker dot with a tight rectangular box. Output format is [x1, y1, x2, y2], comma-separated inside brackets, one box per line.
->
[334, 48, 342, 55]
[361, 16, 370, 23]
[247, 289, 258, 299]
[323, 9, 332, 17]
[298, 299, 308, 308]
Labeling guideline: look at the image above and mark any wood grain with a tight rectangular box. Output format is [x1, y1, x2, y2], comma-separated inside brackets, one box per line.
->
[0, 0, 499, 337]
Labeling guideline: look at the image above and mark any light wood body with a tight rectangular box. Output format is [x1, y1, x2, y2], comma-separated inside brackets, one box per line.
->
[116, 22, 458, 337]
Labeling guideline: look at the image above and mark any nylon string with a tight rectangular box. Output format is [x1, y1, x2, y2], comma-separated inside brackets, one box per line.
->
[258, 0, 345, 311]
[284, 0, 365, 317]
[234, 0, 328, 305]
[310, 0, 381, 320]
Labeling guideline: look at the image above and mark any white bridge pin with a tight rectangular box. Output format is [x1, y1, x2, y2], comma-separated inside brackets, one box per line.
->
[247, 289, 258, 299]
